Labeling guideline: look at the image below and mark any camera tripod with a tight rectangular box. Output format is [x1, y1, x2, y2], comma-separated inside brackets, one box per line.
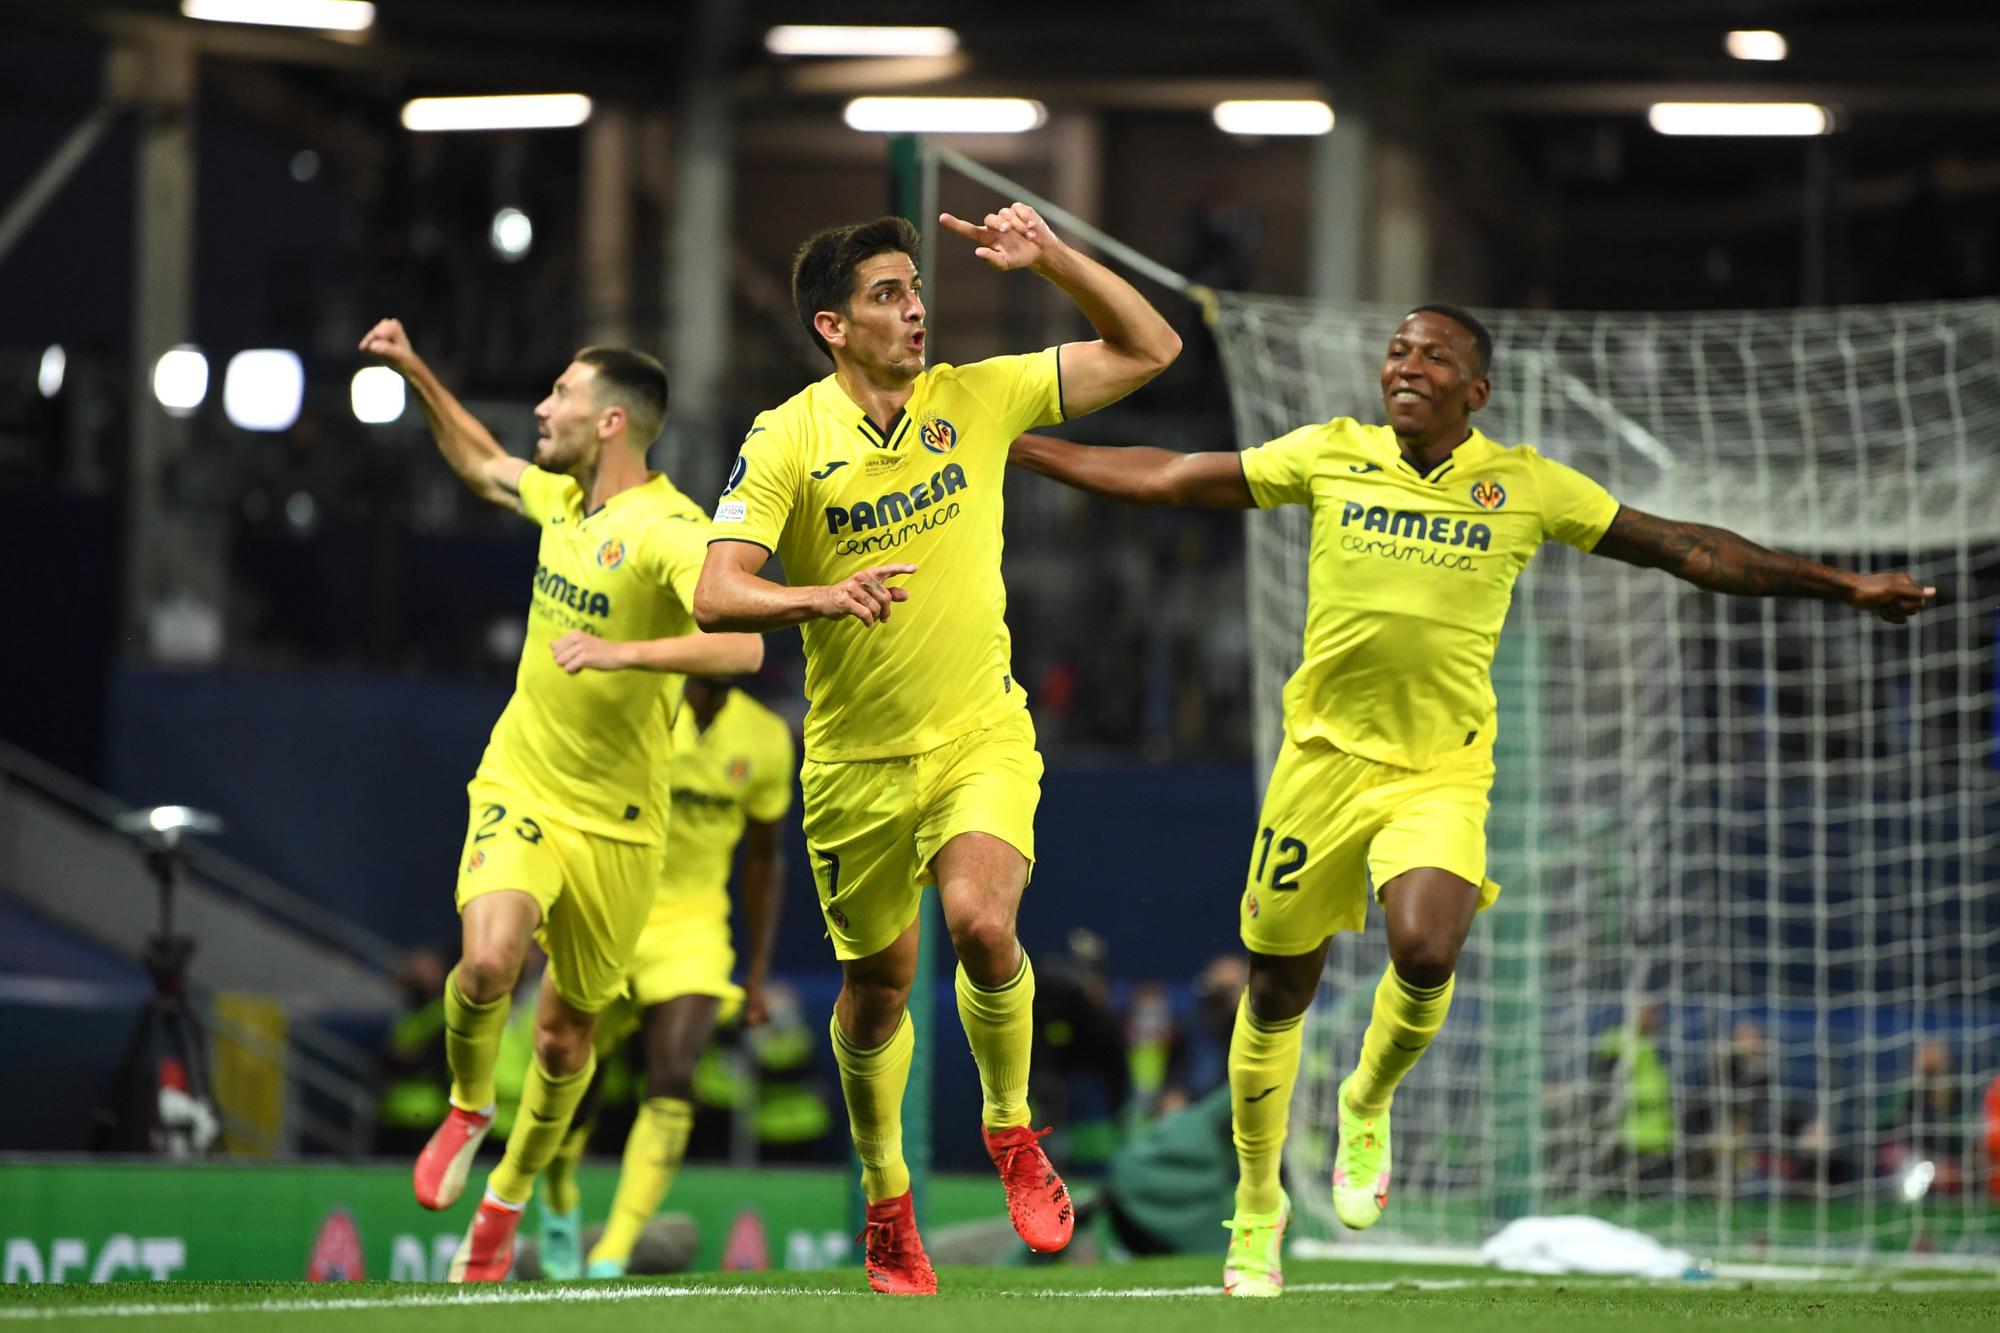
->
[92, 808, 221, 1153]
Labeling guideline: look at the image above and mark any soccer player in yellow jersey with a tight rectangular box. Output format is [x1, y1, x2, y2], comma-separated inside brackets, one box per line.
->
[524, 663, 793, 1281]
[1008, 302, 1934, 1298]
[357, 319, 762, 1282]
[695, 207, 1180, 1293]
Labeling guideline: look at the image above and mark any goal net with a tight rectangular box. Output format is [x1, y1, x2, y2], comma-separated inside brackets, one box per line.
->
[1216, 295, 2000, 1264]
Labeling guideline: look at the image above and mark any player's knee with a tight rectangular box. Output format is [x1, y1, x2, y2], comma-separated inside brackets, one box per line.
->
[646, 1057, 697, 1102]
[945, 910, 1018, 981]
[455, 949, 521, 1003]
[1388, 936, 1459, 991]
[534, 1019, 593, 1077]
[842, 974, 913, 1034]
[847, 972, 912, 1013]
[1246, 966, 1314, 1023]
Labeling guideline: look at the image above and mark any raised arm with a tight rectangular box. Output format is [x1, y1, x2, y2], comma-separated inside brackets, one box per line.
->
[736, 817, 784, 1026]
[550, 628, 764, 677]
[358, 318, 527, 512]
[1591, 505, 1935, 624]
[694, 540, 916, 633]
[939, 204, 1181, 418]
[1009, 432, 1252, 508]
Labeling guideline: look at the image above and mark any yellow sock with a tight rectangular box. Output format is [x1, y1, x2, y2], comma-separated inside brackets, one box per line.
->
[542, 1117, 593, 1216]
[831, 1010, 914, 1203]
[487, 1052, 596, 1206]
[443, 968, 510, 1112]
[1230, 996, 1304, 1215]
[587, 1097, 694, 1267]
[1348, 966, 1455, 1116]
[954, 952, 1035, 1131]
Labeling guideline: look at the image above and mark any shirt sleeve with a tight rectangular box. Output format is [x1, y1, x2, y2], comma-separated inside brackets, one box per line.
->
[952, 348, 1065, 437]
[709, 415, 800, 553]
[1531, 448, 1621, 551]
[515, 465, 578, 527]
[1237, 424, 1324, 509]
[743, 717, 795, 823]
[645, 512, 710, 612]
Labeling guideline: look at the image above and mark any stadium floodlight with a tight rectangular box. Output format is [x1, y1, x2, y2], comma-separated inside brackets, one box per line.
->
[1648, 102, 1829, 136]
[766, 25, 959, 58]
[351, 365, 406, 424]
[490, 208, 534, 261]
[37, 345, 65, 398]
[843, 97, 1046, 135]
[1898, 1158, 1936, 1204]
[1725, 29, 1788, 62]
[1212, 99, 1336, 137]
[152, 346, 209, 418]
[180, 0, 375, 32]
[401, 94, 594, 133]
[222, 349, 305, 432]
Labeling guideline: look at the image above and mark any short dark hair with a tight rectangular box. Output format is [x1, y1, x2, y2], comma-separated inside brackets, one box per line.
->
[791, 216, 922, 362]
[1406, 302, 1494, 378]
[575, 346, 669, 445]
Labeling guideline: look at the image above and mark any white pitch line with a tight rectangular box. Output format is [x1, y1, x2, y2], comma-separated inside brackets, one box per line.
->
[3, 1273, 1996, 1320]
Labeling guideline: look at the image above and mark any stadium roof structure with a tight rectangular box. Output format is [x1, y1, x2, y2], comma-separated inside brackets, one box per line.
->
[7, 0, 1998, 117]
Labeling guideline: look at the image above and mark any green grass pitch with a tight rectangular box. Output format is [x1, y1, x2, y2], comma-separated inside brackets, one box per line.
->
[4, 1258, 1998, 1333]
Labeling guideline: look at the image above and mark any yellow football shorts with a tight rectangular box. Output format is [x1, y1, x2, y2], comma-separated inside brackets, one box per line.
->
[627, 885, 743, 1010]
[1238, 733, 1502, 957]
[592, 885, 745, 1056]
[799, 708, 1042, 961]
[454, 780, 660, 1014]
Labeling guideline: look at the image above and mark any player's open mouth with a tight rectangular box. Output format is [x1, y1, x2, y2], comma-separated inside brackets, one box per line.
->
[909, 332, 926, 350]
[1390, 389, 1426, 402]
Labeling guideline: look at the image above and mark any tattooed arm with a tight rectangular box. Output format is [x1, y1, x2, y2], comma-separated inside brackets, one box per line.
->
[1590, 506, 1935, 624]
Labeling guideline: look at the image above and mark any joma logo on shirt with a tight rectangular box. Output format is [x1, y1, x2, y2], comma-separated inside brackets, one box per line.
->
[668, 786, 737, 814]
[1339, 502, 1492, 550]
[534, 564, 613, 617]
[824, 463, 969, 535]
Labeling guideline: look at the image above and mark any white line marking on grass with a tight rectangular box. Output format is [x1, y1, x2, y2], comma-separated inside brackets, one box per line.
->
[5, 1273, 1996, 1319]
[0, 1285, 852, 1321]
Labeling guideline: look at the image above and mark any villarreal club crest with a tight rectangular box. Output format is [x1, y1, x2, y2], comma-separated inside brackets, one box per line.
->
[1470, 479, 1507, 511]
[918, 415, 959, 456]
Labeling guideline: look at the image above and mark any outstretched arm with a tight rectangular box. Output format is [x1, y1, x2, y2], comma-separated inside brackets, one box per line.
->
[940, 204, 1181, 418]
[1009, 432, 1253, 508]
[550, 629, 763, 677]
[736, 818, 784, 1027]
[694, 540, 916, 633]
[1591, 506, 1935, 624]
[359, 319, 527, 512]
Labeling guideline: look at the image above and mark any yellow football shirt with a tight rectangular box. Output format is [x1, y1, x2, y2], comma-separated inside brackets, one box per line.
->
[475, 466, 710, 842]
[1241, 420, 1618, 771]
[711, 351, 1064, 761]
[653, 689, 796, 926]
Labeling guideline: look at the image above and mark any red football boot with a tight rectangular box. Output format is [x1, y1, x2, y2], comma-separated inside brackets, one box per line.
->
[983, 1125, 1074, 1253]
[860, 1191, 937, 1295]
[447, 1195, 521, 1283]
[413, 1103, 493, 1210]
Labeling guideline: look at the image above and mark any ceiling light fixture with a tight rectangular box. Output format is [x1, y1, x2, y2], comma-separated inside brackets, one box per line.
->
[181, 0, 375, 32]
[1648, 102, 1829, 136]
[1212, 100, 1336, 136]
[843, 97, 1047, 134]
[401, 94, 593, 132]
[1724, 30, 1788, 62]
[766, 26, 959, 58]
